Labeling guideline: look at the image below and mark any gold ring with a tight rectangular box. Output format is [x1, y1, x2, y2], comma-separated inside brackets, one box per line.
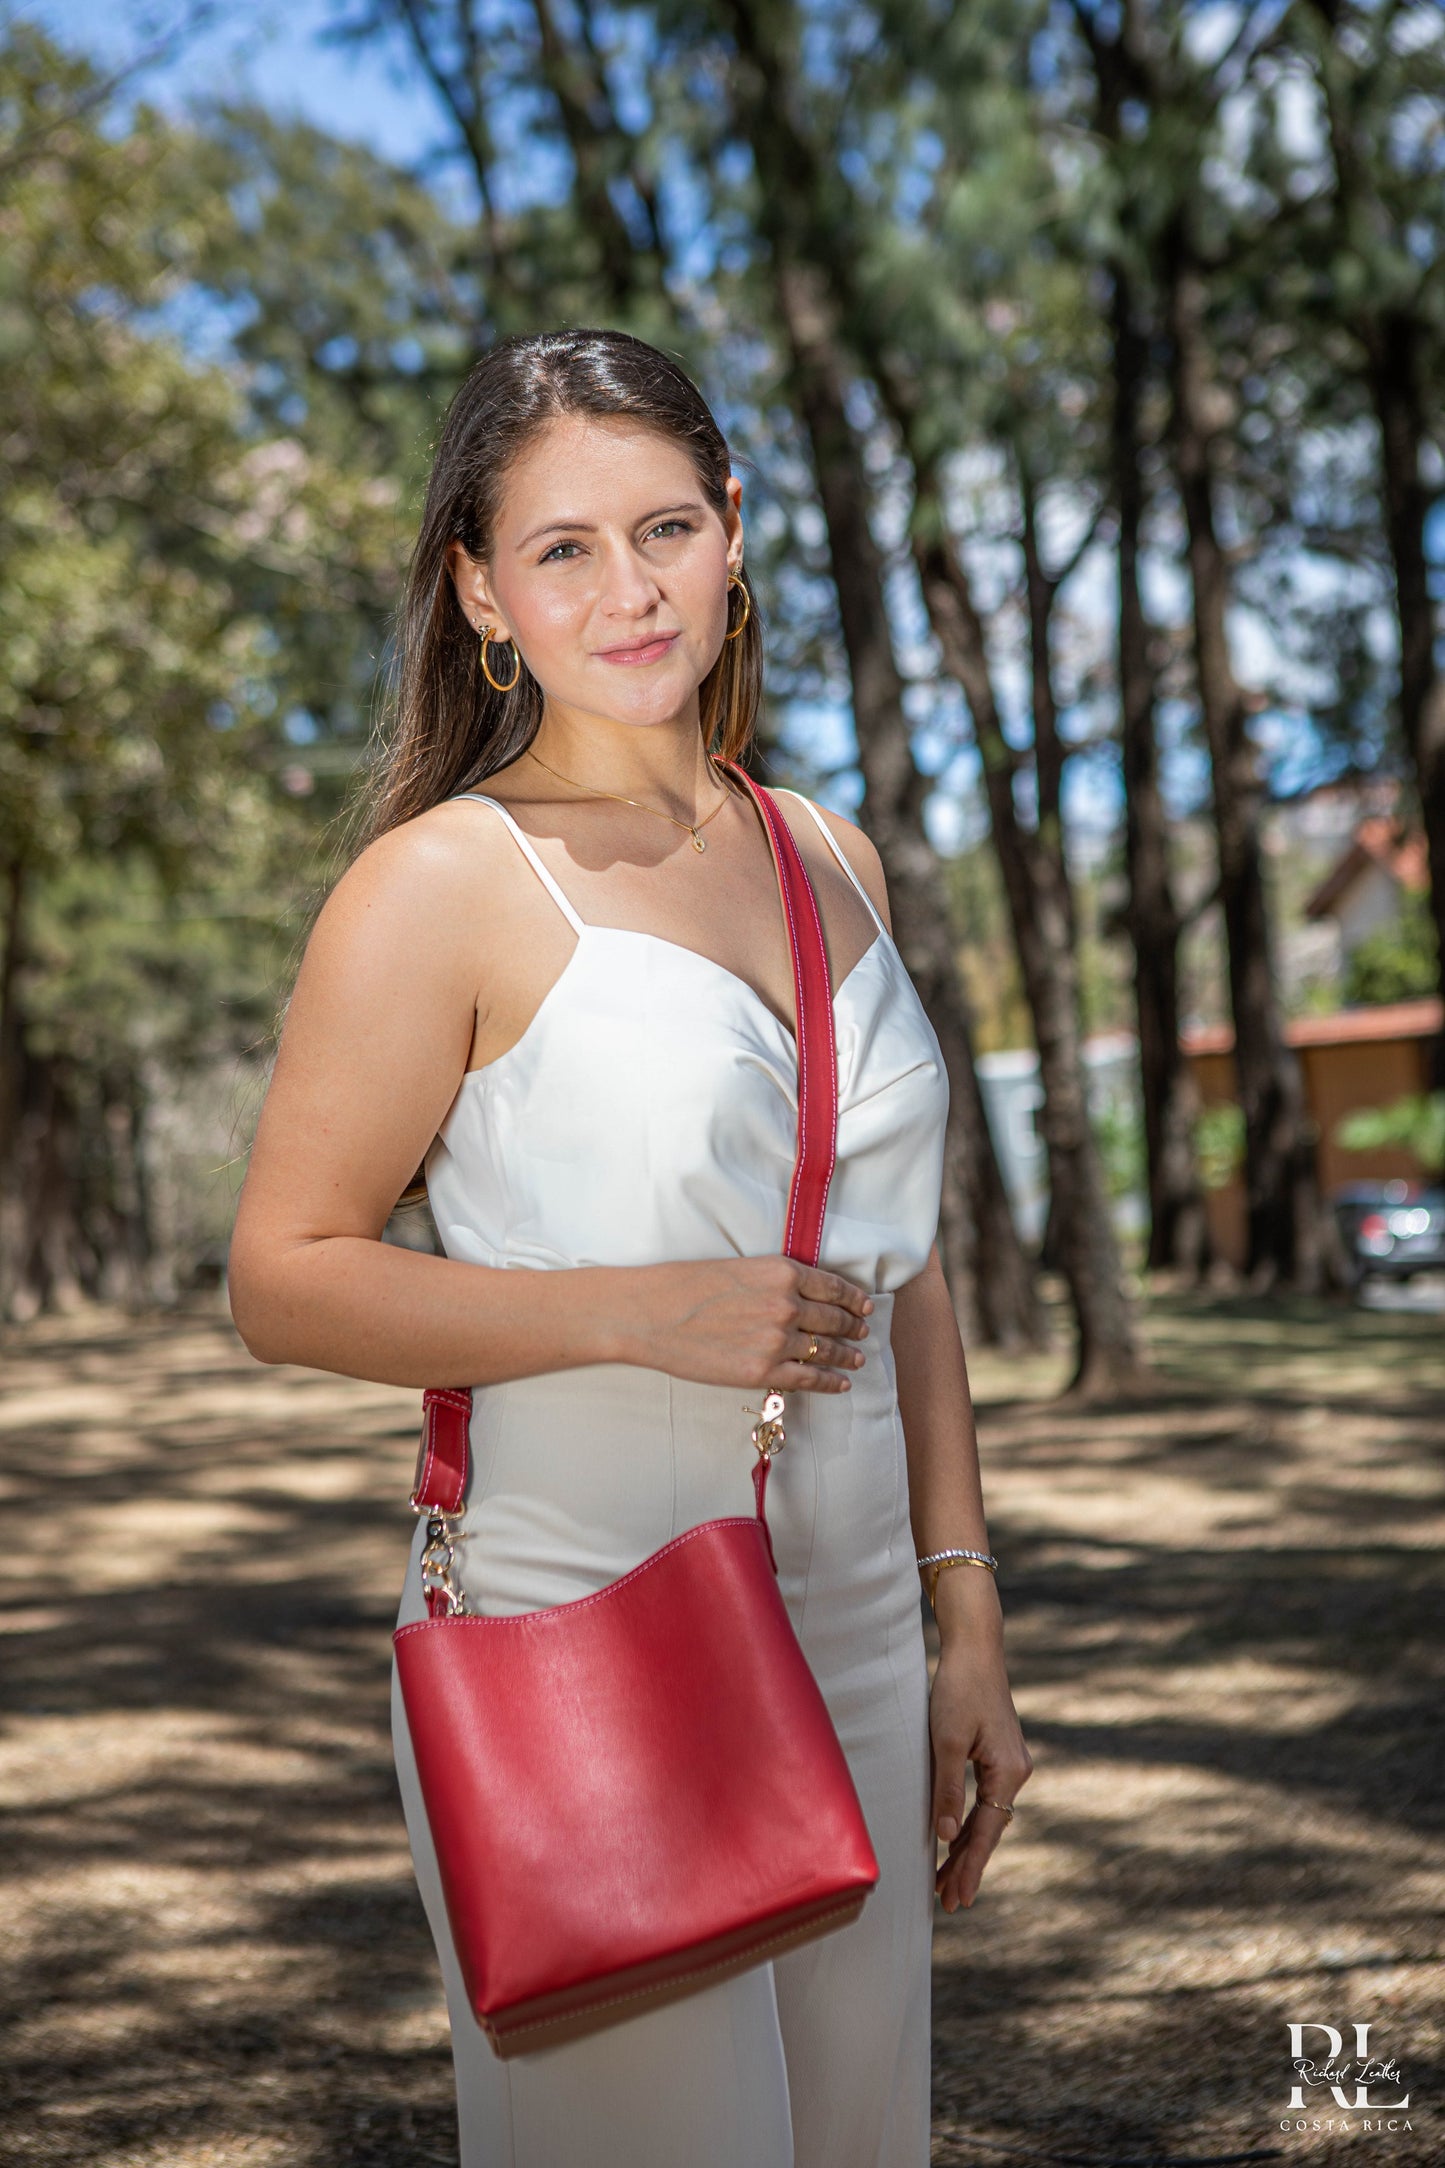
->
[975, 1797, 1015, 1823]
[803, 1333, 820, 1363]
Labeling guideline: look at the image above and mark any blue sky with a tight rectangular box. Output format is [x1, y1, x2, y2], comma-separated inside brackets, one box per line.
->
[22, 1, 439, 163]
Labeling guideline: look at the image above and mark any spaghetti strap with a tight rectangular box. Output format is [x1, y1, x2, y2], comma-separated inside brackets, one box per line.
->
[779, 791, 888, 937]
[451, 793, 587, 936]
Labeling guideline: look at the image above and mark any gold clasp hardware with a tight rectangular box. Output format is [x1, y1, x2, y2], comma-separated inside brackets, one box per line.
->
[419, 1511, 468, 1616]
[742, 1388, 787, 1461]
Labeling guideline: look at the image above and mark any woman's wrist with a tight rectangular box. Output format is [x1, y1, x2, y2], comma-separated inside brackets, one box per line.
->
[574, 1264, 653, 1368]
[927, 1555, 1005, 1649]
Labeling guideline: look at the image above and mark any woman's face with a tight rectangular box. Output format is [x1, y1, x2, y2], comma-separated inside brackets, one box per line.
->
[449, 414, 744, 737]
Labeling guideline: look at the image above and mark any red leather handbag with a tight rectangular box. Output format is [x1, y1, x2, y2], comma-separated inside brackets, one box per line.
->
[394, 764, 879, 2058]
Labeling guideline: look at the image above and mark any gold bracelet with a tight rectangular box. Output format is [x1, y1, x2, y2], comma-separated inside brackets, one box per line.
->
[924, 1554, 998, 1608]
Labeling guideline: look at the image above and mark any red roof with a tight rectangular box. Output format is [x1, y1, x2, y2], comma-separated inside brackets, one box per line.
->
[1183, 996, 1443, 1057]
[1305, 818, 1430, 918]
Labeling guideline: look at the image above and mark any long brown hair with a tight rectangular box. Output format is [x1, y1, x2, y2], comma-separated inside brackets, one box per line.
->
[356, 327, 764, 851]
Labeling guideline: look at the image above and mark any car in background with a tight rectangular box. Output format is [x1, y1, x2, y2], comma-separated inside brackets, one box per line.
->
[1332, 1179, 1445, 1288]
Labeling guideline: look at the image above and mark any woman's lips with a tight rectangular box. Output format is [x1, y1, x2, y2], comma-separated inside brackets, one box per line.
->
[596, 632, 681, 665]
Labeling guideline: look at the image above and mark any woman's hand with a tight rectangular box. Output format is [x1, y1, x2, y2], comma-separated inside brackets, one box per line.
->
[927, 1575, 1034, 1913]
[617, 1254, 874, 1393]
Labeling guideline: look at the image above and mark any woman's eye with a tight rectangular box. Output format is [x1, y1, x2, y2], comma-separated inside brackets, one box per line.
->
[539, 521, 693, 563]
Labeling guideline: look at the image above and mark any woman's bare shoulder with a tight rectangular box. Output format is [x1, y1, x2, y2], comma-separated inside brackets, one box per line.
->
[317, 793, 516, 936]
[285, 796, 530, 1047]
[231, 797, 526, 1264]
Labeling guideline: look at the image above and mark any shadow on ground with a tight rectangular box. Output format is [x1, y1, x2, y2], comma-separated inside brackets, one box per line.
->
[0, 1289, 1441, 2165]
[928, 1287, 1444, 2167]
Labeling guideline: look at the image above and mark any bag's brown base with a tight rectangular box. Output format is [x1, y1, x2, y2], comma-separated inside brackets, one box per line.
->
[478, 1890, 869, 2059]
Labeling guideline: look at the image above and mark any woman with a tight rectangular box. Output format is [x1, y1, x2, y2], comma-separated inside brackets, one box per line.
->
[228, 327, 1032, 2168]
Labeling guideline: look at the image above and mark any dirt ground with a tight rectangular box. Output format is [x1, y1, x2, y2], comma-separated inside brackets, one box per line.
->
[1, 1286, 1441, 2167]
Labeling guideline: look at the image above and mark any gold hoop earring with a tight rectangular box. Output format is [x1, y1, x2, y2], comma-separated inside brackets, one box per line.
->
[479, 624, 522, 693]
[724, 571, 750, 640]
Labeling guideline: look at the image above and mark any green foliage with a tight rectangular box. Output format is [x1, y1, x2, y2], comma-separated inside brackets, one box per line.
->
[22, 821, 304, 1074]
[1092, 1093, 1146, 1206]
[0, 22, 458, 1306]
[1335, 1094, 1445, 1178]
[1343, 893, 1439, 1007]
[1195, 1103, 1246, 1194]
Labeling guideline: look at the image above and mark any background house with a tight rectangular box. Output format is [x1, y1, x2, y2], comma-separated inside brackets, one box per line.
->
[1304, 817, 1431, 971]
[1183, 998, 1444, 1267]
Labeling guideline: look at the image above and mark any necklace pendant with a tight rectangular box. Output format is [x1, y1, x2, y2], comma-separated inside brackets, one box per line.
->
[691, 831, 707, 853]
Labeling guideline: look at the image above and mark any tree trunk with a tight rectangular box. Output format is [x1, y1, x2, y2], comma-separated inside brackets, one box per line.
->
[914, 510, 1146, 1393]
[1075, 5, 1210, 1277]
[0, 864, 159, 1315]
[0, 855, 34, 1318]
[1111, 266, 1210, 1275]
[718, 0, 1140, 1379]
[1165, 256, 1322, 1287]
[1367, 310, 1445, 1084]
[772, 258, 1044, 1350]
[0, 855, 24, 1162]
[1303, 0, 1445, 1077]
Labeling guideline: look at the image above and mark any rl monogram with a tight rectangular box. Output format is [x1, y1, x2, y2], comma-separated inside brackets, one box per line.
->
[1287, 2022, 1410, 2112]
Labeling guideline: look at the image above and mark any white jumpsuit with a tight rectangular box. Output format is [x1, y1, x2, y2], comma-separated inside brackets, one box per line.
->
[392, 788, 951, 2168]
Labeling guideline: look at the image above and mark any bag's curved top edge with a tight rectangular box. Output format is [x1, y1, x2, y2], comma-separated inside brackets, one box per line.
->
[394, 1511, 770, 1640]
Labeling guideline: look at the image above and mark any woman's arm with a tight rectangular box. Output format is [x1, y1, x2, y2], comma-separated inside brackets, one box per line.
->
[893, 1248, 1034, 1909]
[227, 812, 870, 1394]
[806, 802, 1033, 1908]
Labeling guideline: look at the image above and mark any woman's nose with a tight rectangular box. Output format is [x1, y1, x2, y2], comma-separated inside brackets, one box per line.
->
[595, 539, 662, 616]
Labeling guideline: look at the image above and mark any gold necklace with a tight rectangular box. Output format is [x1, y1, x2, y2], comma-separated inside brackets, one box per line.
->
[524, 745, 734, 854]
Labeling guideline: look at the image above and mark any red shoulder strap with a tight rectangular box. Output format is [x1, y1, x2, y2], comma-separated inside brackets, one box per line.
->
[717, 764, 839, 1268]
[411, 1386, 471, 1517]
[411, 765, 840, 1520]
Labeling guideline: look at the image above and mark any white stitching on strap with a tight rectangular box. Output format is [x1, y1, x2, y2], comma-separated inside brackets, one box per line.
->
[791, 817, 839, 1235]
[414, 1388, 473, 1509]
[727, 767, 840, 1266]
[744, 778, 836, 1267]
